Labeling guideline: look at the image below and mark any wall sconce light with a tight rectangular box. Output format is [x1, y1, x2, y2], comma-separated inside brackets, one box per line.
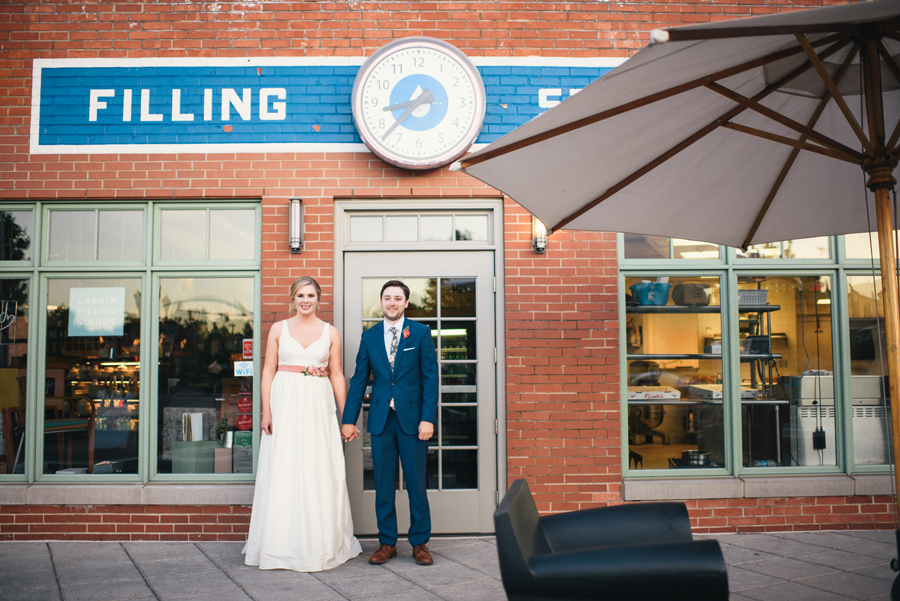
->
[289, 197, 303, 254]
[532, 215, 548, 254]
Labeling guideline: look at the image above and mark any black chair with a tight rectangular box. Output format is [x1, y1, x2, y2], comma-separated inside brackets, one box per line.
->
[494, 479, 729, 601]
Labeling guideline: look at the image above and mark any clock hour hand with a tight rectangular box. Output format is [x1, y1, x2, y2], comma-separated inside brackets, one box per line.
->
[381, 89, 433, 141]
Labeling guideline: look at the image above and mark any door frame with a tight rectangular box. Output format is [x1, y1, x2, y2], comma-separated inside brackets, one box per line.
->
[334, 198, 507, 532]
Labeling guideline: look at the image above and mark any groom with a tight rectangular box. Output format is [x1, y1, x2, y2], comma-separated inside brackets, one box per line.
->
[342, 280, 439, 566]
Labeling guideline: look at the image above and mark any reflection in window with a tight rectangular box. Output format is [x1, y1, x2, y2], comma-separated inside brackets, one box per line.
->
[44, 278, 142, 475]
[160, 210, 205, 261]
[421, 215, 452, 241]
[209, 209, 255, 260]
[738, 238, 831, 259]
[623, 234, 670, 259]
[672, 239, 719, 260]
[847, 275, 891, 466]
[0, 211, 33, 262]
[157, 277, 255, 474]
[385, 216, 418, 242]
[844, 231, 900, 260]
[98, 211, 143, 262]
[454, 215, 488, 241]
[49, 211, 95, 262]
[0, 278, 29, 474]
[405, 278, 437, 318]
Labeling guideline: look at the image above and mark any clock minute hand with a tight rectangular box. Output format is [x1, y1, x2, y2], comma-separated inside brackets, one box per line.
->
[381, 89, 433, 141]
[382, 96, 435, 112]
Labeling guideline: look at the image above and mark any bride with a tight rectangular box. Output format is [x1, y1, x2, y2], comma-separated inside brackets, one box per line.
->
[243, 276, 362, 571]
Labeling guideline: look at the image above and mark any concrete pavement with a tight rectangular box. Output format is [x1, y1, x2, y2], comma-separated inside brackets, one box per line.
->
[0, 530, 896, 600]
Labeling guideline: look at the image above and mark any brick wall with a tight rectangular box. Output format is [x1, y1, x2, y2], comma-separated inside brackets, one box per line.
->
[0, 0, 871, 542]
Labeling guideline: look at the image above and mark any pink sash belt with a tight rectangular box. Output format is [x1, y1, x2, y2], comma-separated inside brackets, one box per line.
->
[278, 365, 329, 377]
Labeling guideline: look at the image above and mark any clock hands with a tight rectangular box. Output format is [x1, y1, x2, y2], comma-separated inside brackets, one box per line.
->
[381, 89, 434, 140]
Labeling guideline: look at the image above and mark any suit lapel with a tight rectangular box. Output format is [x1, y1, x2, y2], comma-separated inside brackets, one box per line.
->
[369, 325, 392, 374]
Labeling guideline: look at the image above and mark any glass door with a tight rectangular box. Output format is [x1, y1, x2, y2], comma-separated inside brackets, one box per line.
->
[344, 251, 496, 534]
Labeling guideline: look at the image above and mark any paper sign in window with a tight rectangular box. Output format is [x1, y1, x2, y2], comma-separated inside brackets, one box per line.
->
[68, 287, 126, 336]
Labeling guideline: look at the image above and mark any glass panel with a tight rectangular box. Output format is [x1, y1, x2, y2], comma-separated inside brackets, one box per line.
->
[160, 210, 205, 261]
[157, 277, 255, 474]
[405, 278, 437, 318]
[738, 275, 834, 468]
[454, 215, 488, 241]
[623, 234, 670, 259]
[98, 211, 143, 262]
[783, 237, 830, 259]
[440, 321, 475, 361]
[844, 232, 900, 260]
[49, 211, 95, 261]
[44, 278, 142, 475]
[421, 215, 452, 242]
[0, 211, 33, 262]
[0, 278, 29, 474]
[847, 275, 891, 466]
[672, 239, 718, 260]
[209, 209, 255, 260]
[625, 276, 724, 470]
[442, 449, 476, 489]
[362, 279, 386, 319]
[441, 389, 476, 404]
[426, 448, 438, 489]
[350, 216, 383, 243]
[441, 278, 475, 317]
[442, 363, 476, 388]
[442, 406, 476, 446]
[385, 216, 418, 242]
[739, 242, 783, 259]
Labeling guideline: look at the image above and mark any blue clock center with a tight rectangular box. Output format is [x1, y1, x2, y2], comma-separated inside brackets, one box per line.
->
[389, 74, 449, 131]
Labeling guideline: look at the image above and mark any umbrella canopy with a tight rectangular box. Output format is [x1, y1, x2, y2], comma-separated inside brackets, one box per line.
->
[457, 0, 899, 249]
[457, 1, 900, 588]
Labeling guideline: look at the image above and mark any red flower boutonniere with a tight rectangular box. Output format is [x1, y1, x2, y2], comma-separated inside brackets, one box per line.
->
[402, 326, 411, 339]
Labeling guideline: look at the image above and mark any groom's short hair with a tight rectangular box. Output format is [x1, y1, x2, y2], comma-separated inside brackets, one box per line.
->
[381, 280, 410, 300]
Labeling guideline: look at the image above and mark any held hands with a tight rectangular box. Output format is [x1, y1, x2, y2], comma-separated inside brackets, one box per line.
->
[418, 421, 434, 441]
[341, 423, 359, 442]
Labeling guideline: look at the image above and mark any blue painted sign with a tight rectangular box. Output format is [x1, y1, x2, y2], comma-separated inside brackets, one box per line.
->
[31, 58, 616, 154]
[68, 287, 126, 337]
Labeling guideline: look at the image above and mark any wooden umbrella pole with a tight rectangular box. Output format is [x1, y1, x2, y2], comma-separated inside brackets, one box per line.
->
[875, 184, 900, 509]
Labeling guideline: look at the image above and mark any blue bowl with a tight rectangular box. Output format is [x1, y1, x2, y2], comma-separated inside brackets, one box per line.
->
[630, 282, 672, 306]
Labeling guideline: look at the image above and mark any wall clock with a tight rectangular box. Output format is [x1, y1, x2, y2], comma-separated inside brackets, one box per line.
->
[351, 37, 486, 170]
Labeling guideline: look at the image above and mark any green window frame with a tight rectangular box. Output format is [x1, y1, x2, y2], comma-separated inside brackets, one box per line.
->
[0, 201, 261, 484]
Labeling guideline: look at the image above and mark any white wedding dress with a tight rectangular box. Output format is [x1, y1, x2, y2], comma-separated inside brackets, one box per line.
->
[243, 322, 362, 571]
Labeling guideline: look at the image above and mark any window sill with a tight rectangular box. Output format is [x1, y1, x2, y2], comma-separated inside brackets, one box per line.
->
[623, 474, 891, 501]
[0, 483, 255, 506]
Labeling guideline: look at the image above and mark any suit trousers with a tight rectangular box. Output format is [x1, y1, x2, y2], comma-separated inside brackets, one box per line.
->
[371, 409, 431, 547]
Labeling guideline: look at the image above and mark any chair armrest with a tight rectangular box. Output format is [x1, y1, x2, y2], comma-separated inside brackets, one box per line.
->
[526, 540, 728, 601]
[540, 502, 693, 552]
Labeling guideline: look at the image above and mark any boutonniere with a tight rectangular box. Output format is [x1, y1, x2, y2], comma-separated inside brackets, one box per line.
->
[402, 326, 411, 339]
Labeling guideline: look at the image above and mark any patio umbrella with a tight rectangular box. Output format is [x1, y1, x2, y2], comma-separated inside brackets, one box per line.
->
[454, 0, 900, 586]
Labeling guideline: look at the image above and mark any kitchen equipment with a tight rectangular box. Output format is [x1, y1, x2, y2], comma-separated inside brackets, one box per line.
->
[672, 283, 710, 306]
[629, 282, 671, 306]
[681, 449, 710, 466]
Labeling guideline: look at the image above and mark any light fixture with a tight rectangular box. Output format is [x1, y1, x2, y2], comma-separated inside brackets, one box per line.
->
[289, 197, 303, 254]
[532, 215, 548, 254]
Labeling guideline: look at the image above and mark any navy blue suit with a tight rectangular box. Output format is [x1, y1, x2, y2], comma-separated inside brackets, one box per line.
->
[343, 318, 439, 546]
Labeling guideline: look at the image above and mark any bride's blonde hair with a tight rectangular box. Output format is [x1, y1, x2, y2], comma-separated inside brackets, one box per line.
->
[289, 276, 322, 313]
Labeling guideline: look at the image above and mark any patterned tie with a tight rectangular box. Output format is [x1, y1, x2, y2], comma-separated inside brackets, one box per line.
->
[389, 326, 399, 371]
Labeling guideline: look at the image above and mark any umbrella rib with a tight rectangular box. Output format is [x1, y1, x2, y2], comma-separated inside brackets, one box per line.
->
[740, 45, 859, 250]
[796, 33, 875, 156]
[705, 82, 862, 162]
[720, 123, 857, 163]
[458, 32, 848, 170]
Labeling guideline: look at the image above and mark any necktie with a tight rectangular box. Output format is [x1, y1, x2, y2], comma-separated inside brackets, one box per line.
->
[389, 326, 399, 371]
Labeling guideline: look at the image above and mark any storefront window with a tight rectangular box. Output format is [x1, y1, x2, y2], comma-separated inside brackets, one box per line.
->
[158, 207, 257, 262]
[623, 235, 719, 260]
[847, 275, 891, 466]
[44, 278, 142, 475]
[157, 277, 255, 475]
[0, 278, 29, 474]
[48, 208, 144, 263]
[625, 276, 725, 470]
[844, 231, 900, 260]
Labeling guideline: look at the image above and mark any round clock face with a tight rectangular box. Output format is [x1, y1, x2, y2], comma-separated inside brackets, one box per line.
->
[352, 37, 486, 170]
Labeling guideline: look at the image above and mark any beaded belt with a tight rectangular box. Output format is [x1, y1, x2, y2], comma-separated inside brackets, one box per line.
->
[278, 365, 329, 377]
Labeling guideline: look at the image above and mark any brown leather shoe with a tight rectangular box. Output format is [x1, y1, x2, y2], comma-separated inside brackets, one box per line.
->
[412, 543, 433, 565]
[369, 543, 397, 564]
